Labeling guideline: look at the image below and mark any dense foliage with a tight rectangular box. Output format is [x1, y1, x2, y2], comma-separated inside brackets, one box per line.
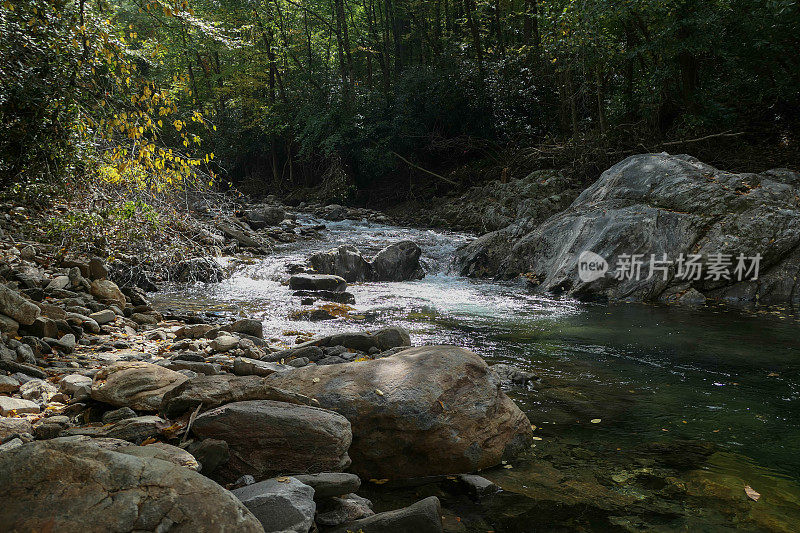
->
[2, 0, 799, 198]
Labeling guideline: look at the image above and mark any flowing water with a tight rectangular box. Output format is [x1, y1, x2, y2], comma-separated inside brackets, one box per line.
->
[154, 216, 800, 531]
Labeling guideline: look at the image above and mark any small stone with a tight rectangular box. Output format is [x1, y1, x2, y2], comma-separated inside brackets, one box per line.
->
[20, 379, 58, 405]
[19, 245, 36, 260]
[0, 418, 32, 440]
[211, 335, 239, 353]
[45, 276, 70, 291]
[89, 309, 116, 325]
[0, 437, 23, 453]
[0, 396, 40, 416]
[102, 407, 137, 424]
[59, 374, 92, 398]
[0, 375, 20, 393]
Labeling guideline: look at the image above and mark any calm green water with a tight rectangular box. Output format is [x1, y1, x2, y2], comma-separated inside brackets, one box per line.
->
[154, 216, 800, 531]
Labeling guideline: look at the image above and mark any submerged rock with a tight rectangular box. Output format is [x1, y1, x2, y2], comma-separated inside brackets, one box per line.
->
[0, 439, 263, 532]
[266, 345, 533, 478]
[326, 496, 443, 533]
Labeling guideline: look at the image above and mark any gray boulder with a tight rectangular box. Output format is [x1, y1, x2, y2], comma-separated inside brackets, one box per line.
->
[309, 244, 372, 282]
[0, 439, 263, 532]
[191, 400, 352, 482]
[371, 240, 425, 281]
[246, 205, 286, 228]
[232, 477, 315, 533]
[288, 273, 347, 292]
[458, 153, 800, 306]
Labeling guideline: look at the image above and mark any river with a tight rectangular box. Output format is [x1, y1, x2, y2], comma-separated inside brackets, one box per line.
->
[154, 215, 800, 532]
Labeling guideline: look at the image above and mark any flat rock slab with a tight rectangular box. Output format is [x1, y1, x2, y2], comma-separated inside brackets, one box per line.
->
[266, 345, 533, 479]
[288, 273, 347, 292]
[232, 477, 315, 533]
[160, 374, 315, 419]
[191, 400, 352, 482]
[292, 472, 361, 499]
[92, 361, 189, 411]
[0, 396, 40, 416]
[0, 438, 263, 532]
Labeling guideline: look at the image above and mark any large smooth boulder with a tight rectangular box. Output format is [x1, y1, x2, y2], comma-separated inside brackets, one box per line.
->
[458, 153, 800, 306]
[92, 361, 189, 411]
[266, 345, 533, 479]
[0, 285, 40, 325]
[160, 374, 315, 419]
[191, 400, 352, 481]
[309, 244, 372, 282]
[0, 439, 263, 532]
[327, 496, 443, 533]
[371, 241, 425, 281]
[288, 273, 347, 292]
[232, 477, 315, 533]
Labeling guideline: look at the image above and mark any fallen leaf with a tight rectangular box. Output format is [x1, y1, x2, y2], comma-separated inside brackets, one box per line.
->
[590, 418, 602, 424]
[375, 388, 384, 396]
[745, 485, 761, 501]
[275, 476, 291, 483]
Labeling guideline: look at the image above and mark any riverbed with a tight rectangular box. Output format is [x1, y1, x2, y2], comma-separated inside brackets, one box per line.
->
[154, 215, 800, 531]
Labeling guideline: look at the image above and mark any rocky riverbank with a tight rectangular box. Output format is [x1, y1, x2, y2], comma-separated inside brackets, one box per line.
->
[0, 221, 535, 532]
[455, 153, 800, 309]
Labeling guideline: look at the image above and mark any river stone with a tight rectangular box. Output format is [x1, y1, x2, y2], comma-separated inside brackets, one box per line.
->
[191, 400, 352, 482]
[211, 335, 239, 352]
[232, 477, 315, 533]
[228, 318, 264, 338]
[160, 374, 315, 419]
[0, 313, 19, 336]
[92, 361, 189, 411]
[458, 154, 800, 306]
[309, 244, 373, 282]
[292, 472, 361, 499]
[246, 205, 286, 228]
[288, 273, 347, 292]
[0, 374, 20, 393]
[0, 285, 40, 325]
[20, 378, 58, 405]
[45, 275, 70, 291]
[233, 357, 291, 377]
[316, 493, 375, 527]
[0, 417, 32, 440]
[188, 438, 230, 474]
[89, 279, 127, 307]
[0, 396, 40, 416]
[371, 240, 425, 281]
[117, 442, 201, 470]
[0, 439, 263, 532]
[326, 496, 443, 533]
[89, 309, 116, 325]
[64, 415, 167, 442]
[266, 345, 534, 479]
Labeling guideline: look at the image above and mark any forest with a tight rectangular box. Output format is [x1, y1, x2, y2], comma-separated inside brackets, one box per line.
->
[3, 0, 799, 203]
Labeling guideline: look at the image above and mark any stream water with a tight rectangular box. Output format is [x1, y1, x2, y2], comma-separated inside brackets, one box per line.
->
[154, 216, 800, 532]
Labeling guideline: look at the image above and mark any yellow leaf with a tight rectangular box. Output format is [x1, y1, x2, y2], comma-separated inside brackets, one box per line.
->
[744, 485, 761, 501]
